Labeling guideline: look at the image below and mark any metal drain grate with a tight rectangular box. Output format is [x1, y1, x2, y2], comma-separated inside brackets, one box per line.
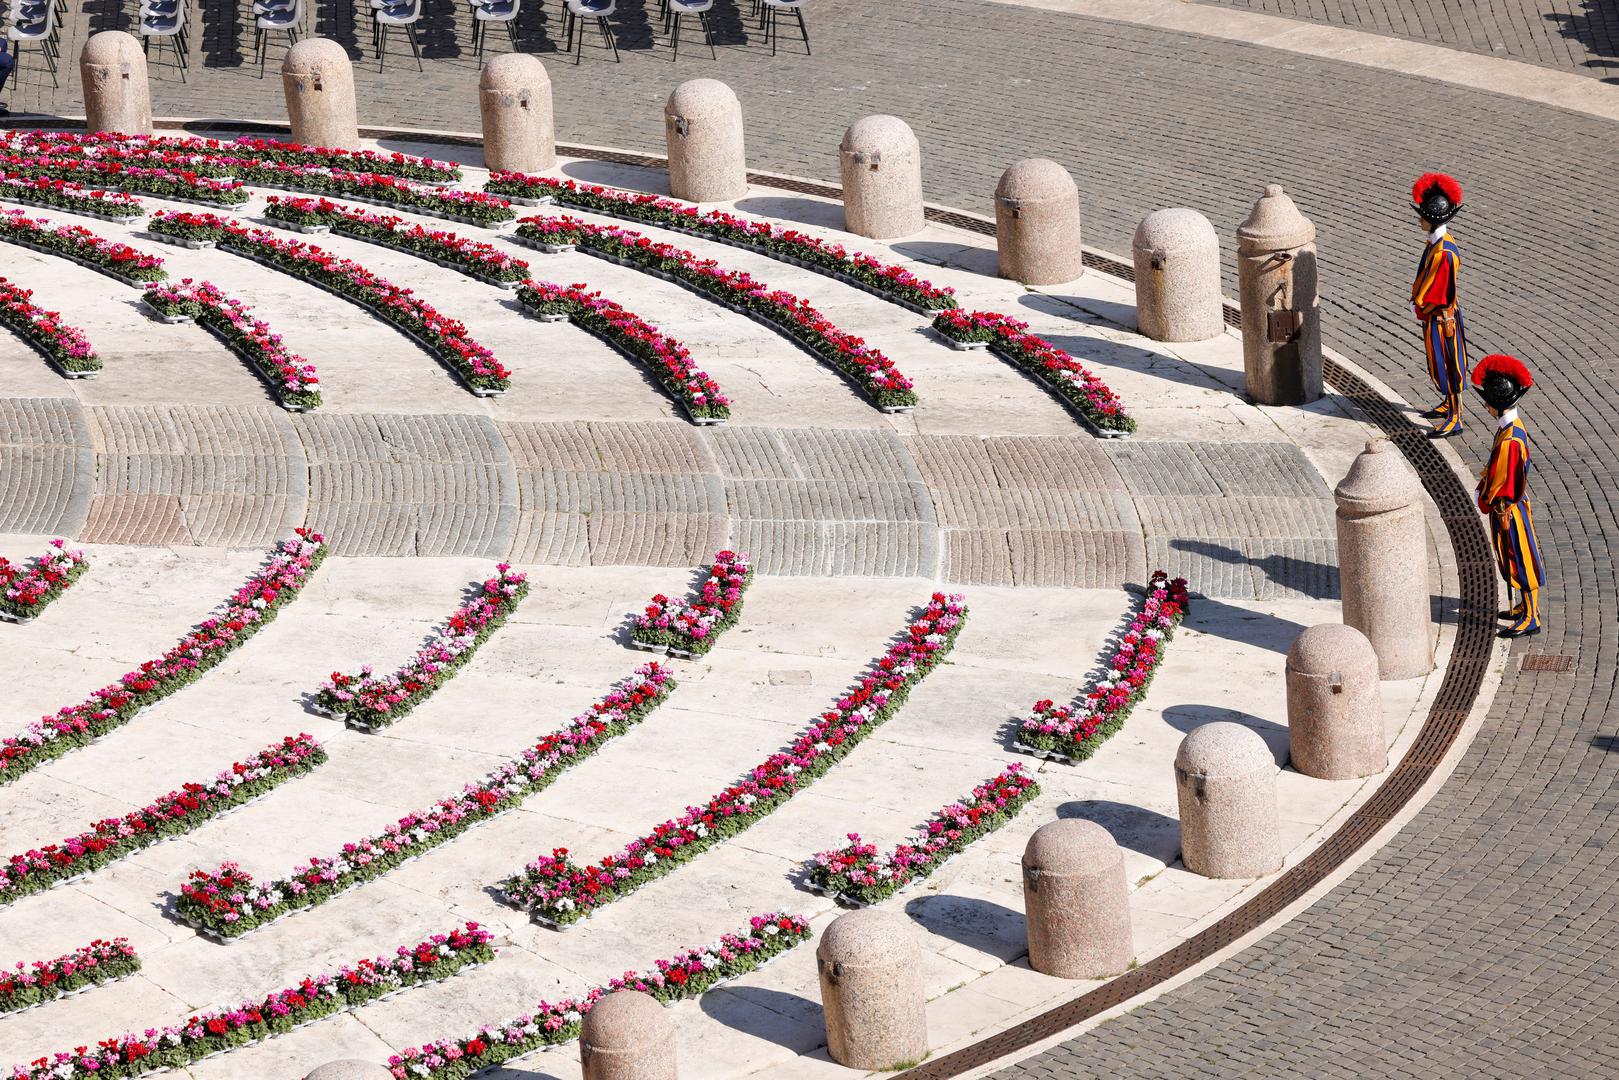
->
[1522, 654, 1575, 673]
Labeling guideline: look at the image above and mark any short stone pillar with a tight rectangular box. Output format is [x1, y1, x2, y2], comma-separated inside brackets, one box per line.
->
[1174, 722, 1281, 879]
[282, 38, 359, 151]
[1333, 437, 1433, 679]
[1021, 819, 1133, 979]
[994, 158, 1083, 285]
[580, 990, 677, 1080]
[1133, 208, 1223, 342]
[479, 54, 555, 174]
[665, 78, 746, 204]
[1236, 183, 1322, 406]
[80, 31, 153, 137]
[838, 115, 924, 241]
[1286, 623, 1386, 780]
[816, 909, 928, 1070]
[303, 1061, 392, 1080]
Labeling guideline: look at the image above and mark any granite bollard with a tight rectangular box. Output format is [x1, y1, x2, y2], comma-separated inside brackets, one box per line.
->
[1133, 208, 1223, 342]
[282, 38, 359, 151]
[580, 990, 678, 1080]
[817, 909, 928, 1069]
[1286, 623, 1386, 780]
[80, 31, 153, 137]
[665, 78, 746, 203]
[480, 54, 555, 174]
[1174, 721, 1282, 879]
[995, 158, 1083, 285]
[838, 114, 924, 240]
[1022, 818, 1133, 978]
[1237, 183, 1322, 405]
[1334, 437, 1433, 679]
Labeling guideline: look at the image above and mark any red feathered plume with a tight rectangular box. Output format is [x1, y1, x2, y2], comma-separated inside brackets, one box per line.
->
[1412, 172, 1463, 206]
[1471, 353, 1532, 389]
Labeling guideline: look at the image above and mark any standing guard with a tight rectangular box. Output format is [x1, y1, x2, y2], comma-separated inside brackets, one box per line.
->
[1472, 353, 1546, 639]
[1411, 173, 1468, 438]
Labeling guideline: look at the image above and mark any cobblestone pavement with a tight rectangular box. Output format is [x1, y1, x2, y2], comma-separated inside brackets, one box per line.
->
[4, 1, 1618, 1075]
[1199, 0, 1619, 80]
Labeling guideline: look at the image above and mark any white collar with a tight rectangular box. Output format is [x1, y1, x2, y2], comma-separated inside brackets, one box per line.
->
[1497, 408, 1518, 430]
[1428, 224, 1448, 244]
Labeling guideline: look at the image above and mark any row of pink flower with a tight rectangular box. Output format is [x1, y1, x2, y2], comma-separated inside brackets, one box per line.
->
[0, 154, 249, 206]
[246, 167, 514, 225]
[1016, 570, 1190, 761]
[0, 530, 327, 784]
[932, 309, 1135, 434]
[0, 732, 326, 906]
[488, 172, 959, 313]
[265, 196, 531, 283]
[148, 211, 512, 394]
[0, 207, 166, 283]
[515, 280, 731, 422]
[7, 924, 493, 1079]
[0, 276, 101, 375]
[518, 216, 919, 410]
[314, 565, 529, 731]
[0, 174, 144, 218]
[808, 763, 1040, 907]
[630, 549, 752, 656]
[142, 279, 322, 410]
[385, 913, 811, 1078]
[177, 663, 676, 938]
[0, 538, 88, 621]
[0, 129, 461, 182]
[500, 593, 968, 926]
[0, 938, 140, 1016]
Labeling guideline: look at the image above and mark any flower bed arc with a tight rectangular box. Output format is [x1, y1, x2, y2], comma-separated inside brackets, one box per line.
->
[253, 182, 517, 230]
[0, 233, 165, 289]
[530, 309, 726, 427]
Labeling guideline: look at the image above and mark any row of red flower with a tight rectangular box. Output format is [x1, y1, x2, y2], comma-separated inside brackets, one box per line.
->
[0, 173, 145, 220]
[629, 549, 752, 656]
[0, 938, 139, 1017]
[313, 565, 529, 731]
[0, 276, 100, 375]
[386, 913, 811, 1079]
[8, 923, 492, 1079]
[517, 215, 919, 411]
[486, 173, 959, 313]
[500, 593, 967, 926]
[148, 212, 511, 395]
[0, 538, 88, 623]
[808, 763, 1040, 907]
[0, 207, 165, 284]
[265, 196, 530, 284]
[0, 733, 326, 905]
[142, 278, 322, 410]
[1016, 570, 1190, 762]
[515, 280, 732, 423]
[0, 530, 326, 784]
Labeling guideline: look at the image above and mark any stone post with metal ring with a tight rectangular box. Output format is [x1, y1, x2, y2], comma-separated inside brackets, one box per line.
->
[816, 908, 929, 1069]
[1133, 208, 1224, 342]
[838, 114, 925, 240]
[995, 158, 1084, 285]
[1286, 622, 1387, 779]
[580, 990, 678, 1080]
[1333, 437, 1434, 679]
[1237, 183, 1322, 405]
[665, 78, 747, 204]
[1022, 818, 1134, 978]
[479, 54, 555, 174]
[1174, 721, 1283, 879]
[80, 31, 152, 137]
[282, 38, 359, 151]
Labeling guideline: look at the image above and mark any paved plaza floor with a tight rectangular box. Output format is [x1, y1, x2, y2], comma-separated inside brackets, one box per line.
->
[0, 0, 1616, 1076]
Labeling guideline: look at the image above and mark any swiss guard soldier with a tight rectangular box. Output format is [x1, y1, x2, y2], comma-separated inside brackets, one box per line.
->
[1472, 353, 1545, 639]
[1411, 173, 1467, 438]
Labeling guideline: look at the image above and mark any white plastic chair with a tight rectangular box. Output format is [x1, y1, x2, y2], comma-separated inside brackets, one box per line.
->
[471, 0, 519, 57]
[375, 0, 423, 70]
[7, 2, 58, 90]
[563, 0, 618, 64]
[666, 0, 714, 60]
[760, 0, 807, 55]
[140, 0, 188, 82]
[254, 0, 302, 77]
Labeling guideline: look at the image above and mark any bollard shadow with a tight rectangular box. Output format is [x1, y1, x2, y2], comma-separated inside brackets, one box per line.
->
[1055, 799, 1181, 864]
[733, 195, 843, 231]
[1016, 295, 1239, 395]
[890, 239, 1000, 279]
[1544, 2, 1619, 82]
[699, 987, 824, 1051]
[1177, 595, 1308, 656]
[560, 158, 671, 196]
[1171, 538, 1340, 601]
[1161, 703, 1289, 767]
[1591, 734, 1619, 753]
[903, 895, 1026, 963]
[1020, 288, 1141, 335]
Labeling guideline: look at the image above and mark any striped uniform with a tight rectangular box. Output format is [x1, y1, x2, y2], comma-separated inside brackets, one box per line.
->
[1412, 232, 1468, 434]
[1476, 415, 1545, 632]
